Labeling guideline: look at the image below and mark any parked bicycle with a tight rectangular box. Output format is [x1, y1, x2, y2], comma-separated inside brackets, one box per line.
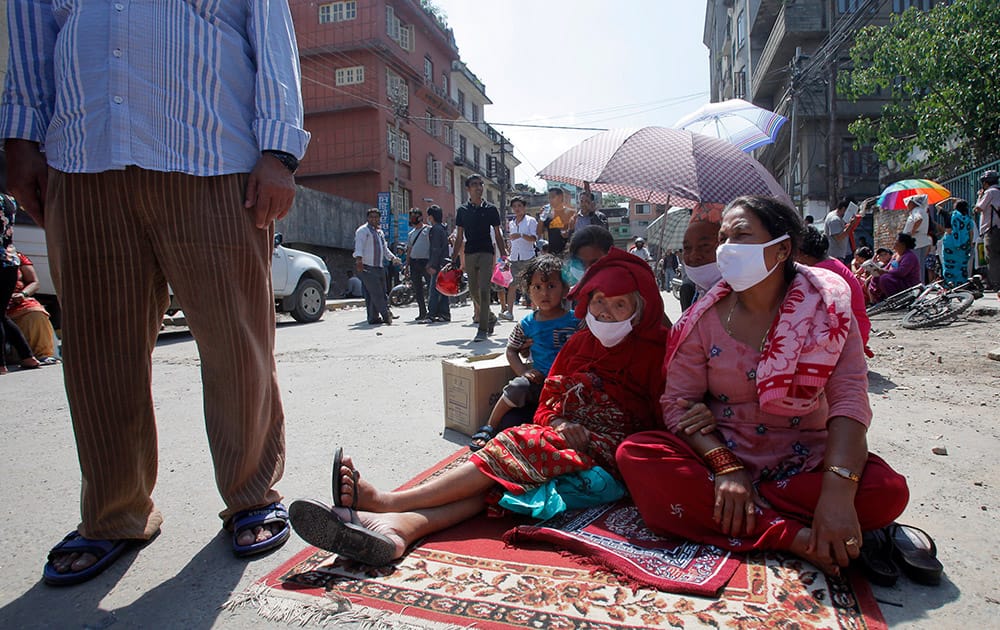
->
[900, 275, 983, 329]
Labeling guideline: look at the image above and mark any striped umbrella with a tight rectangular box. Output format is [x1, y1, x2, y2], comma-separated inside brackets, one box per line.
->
[537, 127, 790, 209]
[673, 99, 787, 153]
[877, 179, 952, 210]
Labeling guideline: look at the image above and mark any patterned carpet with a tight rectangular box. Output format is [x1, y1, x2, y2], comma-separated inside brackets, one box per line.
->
[227, 451, 886, 629]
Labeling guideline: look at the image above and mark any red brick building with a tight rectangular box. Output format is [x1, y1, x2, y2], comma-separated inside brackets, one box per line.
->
[289, 0, 461, 232]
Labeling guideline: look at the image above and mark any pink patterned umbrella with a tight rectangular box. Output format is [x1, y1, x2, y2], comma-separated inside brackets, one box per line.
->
[538, 127, 790, 209]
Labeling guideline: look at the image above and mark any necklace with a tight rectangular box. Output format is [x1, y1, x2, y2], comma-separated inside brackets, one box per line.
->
[725, 299, 771, 353]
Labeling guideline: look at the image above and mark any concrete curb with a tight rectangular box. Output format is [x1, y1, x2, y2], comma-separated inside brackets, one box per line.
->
[162, 298, 364, 328]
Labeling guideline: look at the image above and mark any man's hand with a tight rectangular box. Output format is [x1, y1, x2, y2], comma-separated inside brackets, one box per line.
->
[4, 139, 48, 227]
[355, 259, 364, 273]
[522, 368, 544, 384]
[245, 153, 296, 229]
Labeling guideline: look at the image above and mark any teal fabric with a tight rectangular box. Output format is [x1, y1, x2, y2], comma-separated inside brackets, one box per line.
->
[498, 466, 625, 520]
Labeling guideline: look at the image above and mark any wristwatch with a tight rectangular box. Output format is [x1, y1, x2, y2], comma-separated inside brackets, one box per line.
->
[262, 150, 299, 174]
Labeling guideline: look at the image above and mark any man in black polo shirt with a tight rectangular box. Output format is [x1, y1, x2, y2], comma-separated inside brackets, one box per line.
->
[455, 174, 506, 341]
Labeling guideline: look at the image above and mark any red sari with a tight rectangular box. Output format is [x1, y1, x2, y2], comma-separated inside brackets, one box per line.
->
[470, 248, 667, 494]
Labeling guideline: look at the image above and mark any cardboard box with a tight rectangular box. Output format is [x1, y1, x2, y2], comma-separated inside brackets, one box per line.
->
[442, 353, 515, 436]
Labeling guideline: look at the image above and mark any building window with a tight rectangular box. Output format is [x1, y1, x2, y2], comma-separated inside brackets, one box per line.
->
[459, 135, 467, 159]
[441, 72, 448, 94]
[391, 187, 412, 220]
[842, 0, 879, 11]
[424, 57, 434, 83]
[472, 103, 480, 123]
[736, 10, 745, 47]
[473, 145, 480, 170]
[387, 126, 410, 162]
[842, 139, 877, 177]
[386, 69, 408, 107]
[386, 5, 414, 51]
[319, 1, 356, 23]
[426, 154, 443, 186]
[486, 189, 495, 204]
[443, 124, 453, 147]
[445, 167, 454, 193]
[457, 90, 465, 115]
[635, 203, 651, 215]
[734, 70, 747, 99]
[892, 0, 932, 12]
[335, 66, 365, 86]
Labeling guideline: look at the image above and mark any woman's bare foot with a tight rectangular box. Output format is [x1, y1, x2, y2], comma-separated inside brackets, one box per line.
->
[338, 455, 393, 512]
[789, 528, 842, 576]
[20, 356, 41, 369]
[352, 511, 413, 560]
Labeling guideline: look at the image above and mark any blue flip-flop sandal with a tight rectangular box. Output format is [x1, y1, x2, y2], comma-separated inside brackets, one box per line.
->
[43, 530, 157, 586]
[230, 501, 291, 557]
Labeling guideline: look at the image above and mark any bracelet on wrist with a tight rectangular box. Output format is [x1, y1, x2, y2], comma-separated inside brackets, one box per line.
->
[703, 446, 743, 475]
[715, 464, 746, 476]
[825, 465, 861, 483]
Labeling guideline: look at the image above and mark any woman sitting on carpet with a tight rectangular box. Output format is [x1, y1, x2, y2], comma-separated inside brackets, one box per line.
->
[289, 249, 713, 566]
[616, 195, 909, 577]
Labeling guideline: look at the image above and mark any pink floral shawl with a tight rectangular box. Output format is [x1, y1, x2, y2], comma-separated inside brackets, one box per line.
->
[665, 264, 854, 415]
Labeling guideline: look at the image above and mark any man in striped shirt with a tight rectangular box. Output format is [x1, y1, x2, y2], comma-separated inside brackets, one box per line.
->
[2, 1, 309, 584]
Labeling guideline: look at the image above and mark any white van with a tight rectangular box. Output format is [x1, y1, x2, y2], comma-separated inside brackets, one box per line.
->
[13, 213, 330, 324]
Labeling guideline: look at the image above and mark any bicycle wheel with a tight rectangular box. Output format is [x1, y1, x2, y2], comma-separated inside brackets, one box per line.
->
[867, 285, 922, 316]
[901, 291, 975, 329]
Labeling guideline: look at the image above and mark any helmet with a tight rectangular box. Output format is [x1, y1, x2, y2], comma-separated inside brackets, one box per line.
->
[435, 268, 466, 297]
[635, 237, 645, 244]
[982, 170, 999, 185]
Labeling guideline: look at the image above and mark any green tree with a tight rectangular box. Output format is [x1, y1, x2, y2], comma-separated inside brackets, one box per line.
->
[840, 0, 1000, 172]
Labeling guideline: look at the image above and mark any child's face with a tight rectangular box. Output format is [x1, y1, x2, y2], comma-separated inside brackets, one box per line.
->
[527, 271, 566, 312]
[575, 245, 606, 270]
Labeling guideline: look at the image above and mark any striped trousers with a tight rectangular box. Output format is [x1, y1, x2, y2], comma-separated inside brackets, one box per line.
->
[46, 167, 285, 540]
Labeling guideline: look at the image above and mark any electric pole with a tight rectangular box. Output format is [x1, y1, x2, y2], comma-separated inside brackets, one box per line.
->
[498, 132, 509, 211]
[787, 47, 801, 207]
[391, 82, 406, 244]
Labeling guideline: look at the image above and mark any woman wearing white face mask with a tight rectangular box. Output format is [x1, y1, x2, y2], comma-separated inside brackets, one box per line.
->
[618, 196, 913, 583]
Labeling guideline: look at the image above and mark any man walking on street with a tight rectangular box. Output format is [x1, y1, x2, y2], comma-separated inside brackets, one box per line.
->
[425, 205, 451, 322]
[1, 1, 309, 584]
[504, 196, 536, 319]
[355, 209, 399, 325]
[975, 170, 1000, 294]
[406, 209, 431, 322]
[455, 175, 506, 341]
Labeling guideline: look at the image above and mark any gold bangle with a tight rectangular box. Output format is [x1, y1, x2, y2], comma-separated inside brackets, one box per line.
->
[703, 446, 726, 458]
[715, 464, 745, 476]
[825, 465, 861, 483]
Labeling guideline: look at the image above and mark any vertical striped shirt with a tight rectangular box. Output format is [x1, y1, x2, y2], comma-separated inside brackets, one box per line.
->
[1, 0, 310, 175]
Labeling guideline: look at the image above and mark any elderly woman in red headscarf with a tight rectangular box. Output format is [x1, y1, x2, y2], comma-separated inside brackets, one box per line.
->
[288, 249, 703, 566]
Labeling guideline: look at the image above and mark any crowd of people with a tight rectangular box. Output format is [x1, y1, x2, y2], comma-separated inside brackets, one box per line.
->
[291, 193, 952, 590]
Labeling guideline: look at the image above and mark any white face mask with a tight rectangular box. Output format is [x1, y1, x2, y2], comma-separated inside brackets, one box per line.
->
[685, 261, 723, 292]
[585, 311, 635, 348]
[715, 234, 789, 292]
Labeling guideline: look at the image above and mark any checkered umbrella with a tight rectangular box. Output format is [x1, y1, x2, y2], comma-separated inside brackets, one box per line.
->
[537, 127, 790, 209]
[645, 206, 692, 253]
[673, 99, 787, 153]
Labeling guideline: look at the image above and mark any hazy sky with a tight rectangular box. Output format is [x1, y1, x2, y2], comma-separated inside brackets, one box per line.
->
[433, 0, 711, 190]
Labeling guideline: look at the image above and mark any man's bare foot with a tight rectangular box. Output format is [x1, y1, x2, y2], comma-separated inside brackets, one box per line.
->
[789, 528, 842, 576]
[338, 455, 392, 512]
[236, 523, 282, 547]
[50, 550, 98, 574]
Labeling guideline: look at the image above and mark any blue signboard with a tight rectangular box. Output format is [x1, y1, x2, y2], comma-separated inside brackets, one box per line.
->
[377, 192, 391, 239]
[396, 216, 410, 248]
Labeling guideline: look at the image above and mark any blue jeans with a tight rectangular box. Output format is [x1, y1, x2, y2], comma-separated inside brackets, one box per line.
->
[427, 270, 450, 321]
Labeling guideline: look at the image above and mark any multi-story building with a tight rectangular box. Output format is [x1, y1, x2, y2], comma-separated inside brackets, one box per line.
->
[704, 0, 947, 221]
[289, 0, 461, 242]
[450, 61, 519, 217]
[627, 200, 666, 241]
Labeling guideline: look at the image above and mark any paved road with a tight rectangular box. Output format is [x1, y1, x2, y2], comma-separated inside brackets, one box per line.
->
[2, 291, 996, 628]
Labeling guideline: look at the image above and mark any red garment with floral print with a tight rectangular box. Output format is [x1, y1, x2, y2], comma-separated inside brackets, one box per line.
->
[471, 248, 668, 496]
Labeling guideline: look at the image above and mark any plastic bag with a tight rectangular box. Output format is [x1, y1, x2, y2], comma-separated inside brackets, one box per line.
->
[498, 466, 626, 520]
[491, 260, 514, 288]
